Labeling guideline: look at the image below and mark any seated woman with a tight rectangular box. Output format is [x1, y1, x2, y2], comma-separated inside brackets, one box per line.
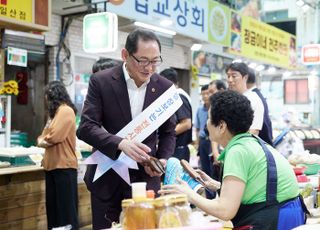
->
[159, 90, 306, 230]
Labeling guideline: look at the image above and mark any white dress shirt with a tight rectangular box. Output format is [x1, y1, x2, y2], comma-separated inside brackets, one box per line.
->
[243, 89, 264, 131]
[122, 63, 149, 119]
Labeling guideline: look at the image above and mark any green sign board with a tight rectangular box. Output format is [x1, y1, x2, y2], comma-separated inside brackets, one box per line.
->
[83, 12, 118, 53]
[7, 47, 27, 67]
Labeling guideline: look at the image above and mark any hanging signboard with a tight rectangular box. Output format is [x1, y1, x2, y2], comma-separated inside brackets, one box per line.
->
[192, 50, 233, 76]
[96, 0, 230, 47]
[208, 1, 231, 46]
[0, 0, 32, 23]
[7, 47, 27, 67]
[83, 12, 118, 53]
[301, 44, 320, 65]
[0, 0, 50, 31]
[94, 0, 295, 68]
[229, 15, 297, 69]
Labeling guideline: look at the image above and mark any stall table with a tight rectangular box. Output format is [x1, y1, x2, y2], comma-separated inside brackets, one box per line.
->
[0, 164, 91, 230]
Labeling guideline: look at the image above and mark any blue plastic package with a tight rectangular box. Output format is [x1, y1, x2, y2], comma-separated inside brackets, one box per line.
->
[164, 157, 203, 192]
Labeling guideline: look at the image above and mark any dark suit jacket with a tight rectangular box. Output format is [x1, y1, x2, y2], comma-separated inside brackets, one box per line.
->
[77, 65, 176, 199]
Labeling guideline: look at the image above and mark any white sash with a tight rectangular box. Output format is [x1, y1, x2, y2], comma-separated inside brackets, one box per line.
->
[84, 85, 182, 184]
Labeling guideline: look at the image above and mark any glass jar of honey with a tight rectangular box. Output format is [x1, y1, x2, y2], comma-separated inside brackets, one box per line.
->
[154, 195, 183, 228]
[171, 194, 192, 226]
[119, 199, 134, 227]
[124, 198, 156, 230]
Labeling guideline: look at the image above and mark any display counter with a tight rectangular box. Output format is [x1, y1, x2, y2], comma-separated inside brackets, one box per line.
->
[0, 164, 92, 230]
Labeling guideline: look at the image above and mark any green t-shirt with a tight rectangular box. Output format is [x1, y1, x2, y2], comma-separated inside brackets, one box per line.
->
[218, 133, 299, 204]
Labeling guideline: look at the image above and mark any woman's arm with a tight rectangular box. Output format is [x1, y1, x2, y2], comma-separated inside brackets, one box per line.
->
[159, 175, 245, 221]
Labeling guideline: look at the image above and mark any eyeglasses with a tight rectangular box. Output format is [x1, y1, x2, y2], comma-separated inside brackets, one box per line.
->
[130, 54, 163, 67]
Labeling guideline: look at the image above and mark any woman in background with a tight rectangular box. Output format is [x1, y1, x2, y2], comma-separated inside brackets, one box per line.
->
[38, 81, 78, 230]
[160, 90, 306, 230]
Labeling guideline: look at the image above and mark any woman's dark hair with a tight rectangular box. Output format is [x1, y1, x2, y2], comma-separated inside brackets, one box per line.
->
[225, 62, 249, 77]
[125, 28, 161, 55]
[209, 90, 253, 135]
[45, 81, 77, 118]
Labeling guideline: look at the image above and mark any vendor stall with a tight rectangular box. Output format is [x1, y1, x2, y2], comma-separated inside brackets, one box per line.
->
[0, 160, 91, 229]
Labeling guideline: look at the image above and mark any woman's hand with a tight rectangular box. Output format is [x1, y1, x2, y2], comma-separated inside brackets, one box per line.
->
[158, 178, 196, 201]
[37, 138, 53, 148]
[196, 169, 221, 191]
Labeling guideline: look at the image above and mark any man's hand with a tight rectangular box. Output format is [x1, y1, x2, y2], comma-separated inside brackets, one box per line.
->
[143, 158, 167, 177]
[118, 139, 151, 163]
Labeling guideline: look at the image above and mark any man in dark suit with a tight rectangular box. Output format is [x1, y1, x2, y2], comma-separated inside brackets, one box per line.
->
[247, 68, 273, 146]
[77, 29, 176, 230]
[160, 68, 192, 162]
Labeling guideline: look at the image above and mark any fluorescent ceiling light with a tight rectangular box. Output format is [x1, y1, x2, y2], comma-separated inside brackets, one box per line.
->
[310, 70, 318, 75]
[134, 21, 176, 36]
[283, 71, 292, 77]
[255, 65, 265, 71]
[296, 0, 305, 7]
[160, 19, 173, 27]
[267, 66, 276, 73]
[248, 62, 257, 68]
[190, 43, 202, 51]
[232, 59, 242, 63]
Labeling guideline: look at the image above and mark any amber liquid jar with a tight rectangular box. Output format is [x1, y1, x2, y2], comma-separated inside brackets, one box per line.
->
[124, 198, 156, 230]
[154, 195, 183, 228]
[171, 194, 192, 226]
[120, 199, 134, 228]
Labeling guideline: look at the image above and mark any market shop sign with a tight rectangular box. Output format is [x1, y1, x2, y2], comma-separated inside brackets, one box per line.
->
[83, 12, 118, 53]
[0, 0, 50, 32]
[109, 0, 230, 47]
[0, 0, 32, 23]
[7, 47, 27, 67]
[228, 15, 297, 69]
[208, 1, 231, 47]
[301, 44, 320, 65]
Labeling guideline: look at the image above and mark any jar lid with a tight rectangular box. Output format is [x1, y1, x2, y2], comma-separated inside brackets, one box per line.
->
[154, 194, 187, 207]
[133, 197, 154, 204]
[172, 194, 188, 204]
[121, 199, 134, 208]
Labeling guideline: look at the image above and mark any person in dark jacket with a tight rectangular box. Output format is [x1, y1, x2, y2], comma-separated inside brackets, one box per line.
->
[77, 28, 176, 230]
[160, 68, 192, 162]
[247, 68, 273, 146]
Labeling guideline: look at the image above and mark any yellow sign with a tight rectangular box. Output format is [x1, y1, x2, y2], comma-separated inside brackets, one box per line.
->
[208, 1, 230, 46]
[0, 0, 32, 23]
[230, 16, 297, 69]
